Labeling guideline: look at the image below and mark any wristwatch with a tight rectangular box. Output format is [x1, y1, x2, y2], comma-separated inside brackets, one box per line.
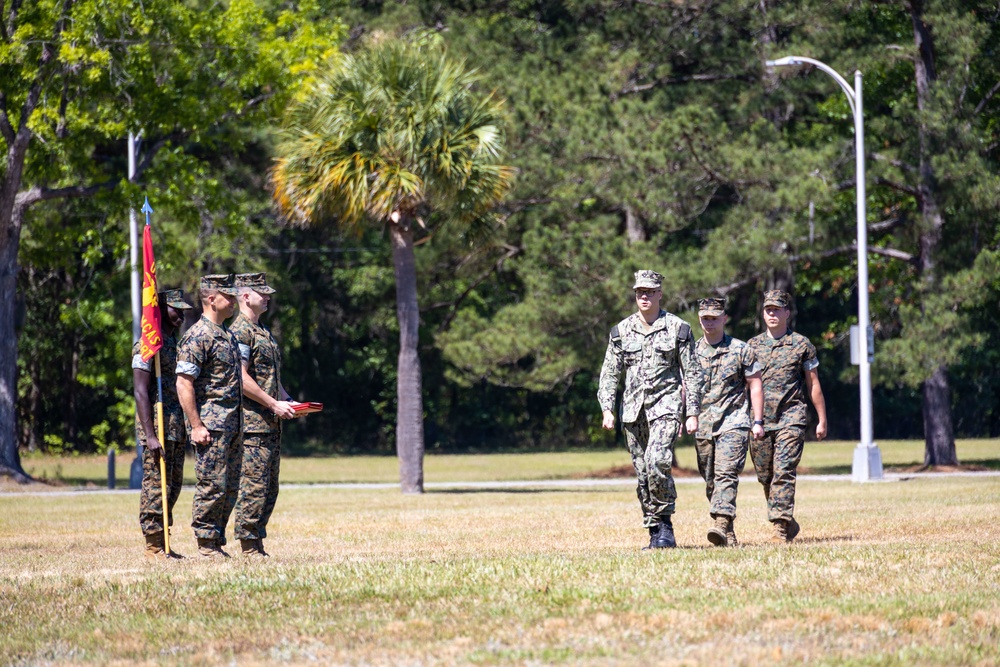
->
[753, 420, 764, 425]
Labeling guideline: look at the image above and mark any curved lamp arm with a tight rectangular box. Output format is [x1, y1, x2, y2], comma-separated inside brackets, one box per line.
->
[766, 56, 856, 116]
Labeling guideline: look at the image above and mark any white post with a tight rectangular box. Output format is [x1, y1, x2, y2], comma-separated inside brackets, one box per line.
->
[851, 70, 882, 482]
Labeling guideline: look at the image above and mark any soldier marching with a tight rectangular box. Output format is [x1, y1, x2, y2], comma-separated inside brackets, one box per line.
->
[693, 296, 764, 548]
[598, 270, 704, 549]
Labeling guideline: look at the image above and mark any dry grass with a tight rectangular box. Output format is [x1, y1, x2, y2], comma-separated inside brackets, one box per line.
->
[2, 470, 999, 665]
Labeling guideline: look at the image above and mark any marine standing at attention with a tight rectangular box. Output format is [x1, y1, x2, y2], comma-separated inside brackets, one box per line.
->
[747, 290, 828, 543]
[133, 289, 193, 559]
[230, 272, 296, 558]
[598, 270, 704, 549]
[176, 274, 244, 558]
[693, 296, 764, 548]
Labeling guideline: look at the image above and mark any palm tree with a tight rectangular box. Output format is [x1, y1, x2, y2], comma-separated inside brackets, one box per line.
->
[270, 40, 515, 493]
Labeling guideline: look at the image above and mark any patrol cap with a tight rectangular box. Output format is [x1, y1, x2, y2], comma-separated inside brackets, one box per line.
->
[632, 270, 663, 291]
[234, 272, 276, 295]
[763, 289, 792, 308]
[199, 274, 238, 296]
[159, 289, 193, 310]
[698, 297, 726, 316]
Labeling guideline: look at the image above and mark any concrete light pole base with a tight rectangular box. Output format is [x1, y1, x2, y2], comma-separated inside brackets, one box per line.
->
[852, 443, 884, 482]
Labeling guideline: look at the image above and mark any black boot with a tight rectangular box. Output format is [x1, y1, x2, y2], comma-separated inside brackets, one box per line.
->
[654, 517, 677, 548]
[642, 517, 677, 549]
[644, 525, 659, 549]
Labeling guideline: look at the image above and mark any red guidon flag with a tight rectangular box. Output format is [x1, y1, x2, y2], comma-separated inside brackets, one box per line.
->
[138, 224, 163, 361]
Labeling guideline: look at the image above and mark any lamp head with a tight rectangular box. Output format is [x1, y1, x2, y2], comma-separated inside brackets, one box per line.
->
[765, 56, 803, 68]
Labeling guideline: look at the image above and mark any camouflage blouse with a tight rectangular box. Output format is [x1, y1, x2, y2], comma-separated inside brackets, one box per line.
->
[131, 334, 186, 442]
[176, 317, 243, 433]
[694, 334, 760, 439]
[229, 312, 281, 434]
[598, 310, 704, 424]
[747, 331, 820, 431]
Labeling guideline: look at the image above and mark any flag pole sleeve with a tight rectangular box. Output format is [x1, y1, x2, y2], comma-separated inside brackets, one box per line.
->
[155, 352, 169, 556]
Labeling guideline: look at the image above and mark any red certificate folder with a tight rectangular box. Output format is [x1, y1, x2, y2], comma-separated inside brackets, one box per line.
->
[291, 402, 324, 416]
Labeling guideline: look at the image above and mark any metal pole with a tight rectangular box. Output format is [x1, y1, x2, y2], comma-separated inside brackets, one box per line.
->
[852, 70, 882, 481]
[855, 71, 872, 448]
[127, 132, 144, 490]
[129, 132, 140, 344]
[766, 57, 882, 481]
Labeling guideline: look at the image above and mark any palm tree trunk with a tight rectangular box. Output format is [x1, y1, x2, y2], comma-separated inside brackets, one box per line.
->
[390, 221, 424, 493]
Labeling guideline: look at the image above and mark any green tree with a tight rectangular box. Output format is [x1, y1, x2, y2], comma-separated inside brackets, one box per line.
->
[0, 0, 344, 480]
[270, 37, 515, 492]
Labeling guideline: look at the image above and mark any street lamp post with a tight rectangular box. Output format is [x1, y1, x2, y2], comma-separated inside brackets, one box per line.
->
[765, 56, 883, 482]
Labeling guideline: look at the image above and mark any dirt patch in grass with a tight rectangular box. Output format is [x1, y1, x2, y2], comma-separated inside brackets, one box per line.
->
[888, 463, 989, 473]
[576, 463, 702, 479]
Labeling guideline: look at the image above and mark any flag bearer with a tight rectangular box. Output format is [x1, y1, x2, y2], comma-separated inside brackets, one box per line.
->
[133, 289, 192, 558]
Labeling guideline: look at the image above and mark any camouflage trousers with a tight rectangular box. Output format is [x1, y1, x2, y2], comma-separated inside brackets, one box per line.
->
[234, 432, 281, 541]
[749, 426, 805, 522]
[139, 438, 186, 535]
[192, 429, 243, 543]
[695, 429, 749, 519]
[623, 412, 680, 527]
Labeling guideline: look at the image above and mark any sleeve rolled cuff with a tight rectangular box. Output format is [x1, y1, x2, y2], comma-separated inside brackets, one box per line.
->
[176, 361, 201, 378]
[804, 358, 820, 372]
[131, 354, 152, 371]
[238, 343, 251, 363]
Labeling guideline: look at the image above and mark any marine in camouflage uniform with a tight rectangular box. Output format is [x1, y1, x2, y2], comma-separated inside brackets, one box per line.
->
[598, 270, 704, 549]
[747, 290, 828, 543]
[693, 297, 764, 548]
[230, 272, 296, 558]
[176, 274, 244, 558]
[133, 289, 193, 559]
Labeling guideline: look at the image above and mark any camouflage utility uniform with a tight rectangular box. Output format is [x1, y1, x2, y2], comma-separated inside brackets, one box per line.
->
[133, 334, 186, 535]
[746, 331, 819, 523]
[177, 317, 244, 544]
[230, 312, 283, 543]
[599, 310, 703, 528]
[694, 334, 759, 519]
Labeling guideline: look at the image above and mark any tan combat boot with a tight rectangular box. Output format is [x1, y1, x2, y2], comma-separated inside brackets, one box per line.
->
[770, 520, 789, 543]
[725, 517, 739, 548]
[144, 532, 165, 559]
[786, 517, 800, 542]
[707, 515, 729, 547]
[240, 540, 264, 558]
[197, 537, 230, 559]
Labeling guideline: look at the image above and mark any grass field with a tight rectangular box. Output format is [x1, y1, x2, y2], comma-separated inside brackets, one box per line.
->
[2, 445, 999, 665]
[12, 438, 1000, 488]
